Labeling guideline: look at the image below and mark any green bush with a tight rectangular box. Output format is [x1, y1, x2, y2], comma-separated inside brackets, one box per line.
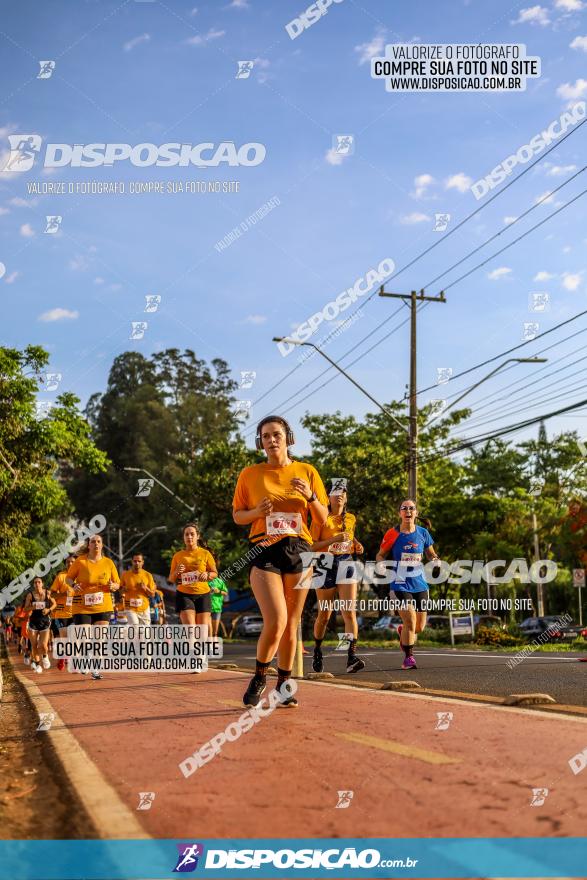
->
[475, 625, 522, 647]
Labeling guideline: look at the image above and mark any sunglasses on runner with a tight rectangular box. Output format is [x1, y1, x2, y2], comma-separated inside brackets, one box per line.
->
[400, 506, 416, 511]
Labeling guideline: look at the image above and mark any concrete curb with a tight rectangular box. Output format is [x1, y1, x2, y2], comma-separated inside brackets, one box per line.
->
[5, 646, 150, 840]
[210, 662, 587, 716]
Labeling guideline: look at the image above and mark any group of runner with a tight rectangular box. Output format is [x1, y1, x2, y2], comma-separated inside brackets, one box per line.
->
[3, 413, 437, 709]
[3, 546, 170, 678]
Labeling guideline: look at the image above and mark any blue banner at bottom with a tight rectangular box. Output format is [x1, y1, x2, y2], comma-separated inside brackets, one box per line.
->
[0, 838, 584, 879]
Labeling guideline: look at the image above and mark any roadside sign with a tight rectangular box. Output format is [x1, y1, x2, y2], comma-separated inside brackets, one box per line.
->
[573, 569, 585, 588]
[449, 611, 475, 646]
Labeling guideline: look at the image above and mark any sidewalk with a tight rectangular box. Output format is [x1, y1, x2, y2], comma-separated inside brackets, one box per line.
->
[6, 643, 587, 839]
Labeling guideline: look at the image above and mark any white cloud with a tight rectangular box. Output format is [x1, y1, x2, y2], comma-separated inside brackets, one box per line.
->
[445, 172, 472, 193]
[0, 124, 18, 138]
[557, 79, 587, 100]
[354, 29, 386, 66]
[244, 314, 267, 325]
[563, 245, 572, 253]
[39, 307, 79, 322]
[487, 267, 512, 280]
[20, 223, 34, 237]
[94, 277, 105, 285]
[557, 0, 584, 11]
[0, 206, 9, 216]
[9, 196, 31, 207]
[190, 5, 198, 13]
[400, 212, 430, 225]
[253, 57, 271, 83]
[185, 28, 226, 46]
[534, 270, 555, 281]
[547, 163, 577, 176]
[69, 254, 90, 271]
[504, 216, 518, 224]
[123, 33, 150, 52]
[535, 190, 555, 204]
[412, 173, 434, 199]
[562, 271, 583, 290]
[109, 283, 122, 292]
[5, 270, 19, 284]
[512, 5, 551, 25]
[570, 35, 587, 51]
[228, 0, 249, 7]
[325, 148, 346, 166]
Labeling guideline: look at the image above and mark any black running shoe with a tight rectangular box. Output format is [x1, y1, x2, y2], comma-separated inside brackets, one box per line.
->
[277, 695, 298, 708]
[243, 675, 266, 707]
[312, 646, 323, 673]
[346, 655, 365, 674]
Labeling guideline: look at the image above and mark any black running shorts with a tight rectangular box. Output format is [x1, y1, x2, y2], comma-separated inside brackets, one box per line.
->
[391, 589, 429, 612]
[71, 612, 111, 625]
[249, 537, 313, 576]
[175, 591, 211, 614]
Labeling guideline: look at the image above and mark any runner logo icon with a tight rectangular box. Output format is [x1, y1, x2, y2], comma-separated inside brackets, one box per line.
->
[335, 790, 354, 808]
[173, 843, 204, 872]
[4, 135, 42, 172]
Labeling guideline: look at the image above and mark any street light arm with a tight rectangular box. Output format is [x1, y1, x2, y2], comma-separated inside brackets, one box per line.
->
[123, 467, 195, 513]
[124, 526, 167, 557]
[425, 358, 547, 428]
[272, 337, 408, 434]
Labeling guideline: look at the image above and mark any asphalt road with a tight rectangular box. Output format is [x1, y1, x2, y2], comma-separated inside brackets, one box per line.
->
[216, 641, 587, 708]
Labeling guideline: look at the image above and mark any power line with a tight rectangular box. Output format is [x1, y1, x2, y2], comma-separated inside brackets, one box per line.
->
[247, 113, 586, 423]
[457, 374, 587, 432]
[414, 307, 587, 398]
[441, 188, 587, 292]
[453, 350, 587, 424]
[422, 166, 586, 290]
[438, 328, 587, 408]
[420, 396, 587, 464]
[243, 308, 413, 438]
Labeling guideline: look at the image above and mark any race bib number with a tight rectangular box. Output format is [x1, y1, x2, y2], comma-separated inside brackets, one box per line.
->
[84, 591, 104, 607]
[399, 552, 422, 566]
[129, 598, 142, 608]
[180, 570, 199, 586]
[65, 596, 73, 607]
[266, 512, 302, 536]
[32, 601, 45, 610]
[329, 541, 353, 554]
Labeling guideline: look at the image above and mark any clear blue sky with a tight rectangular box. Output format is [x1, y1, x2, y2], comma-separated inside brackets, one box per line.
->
[1, 0, 586, 452]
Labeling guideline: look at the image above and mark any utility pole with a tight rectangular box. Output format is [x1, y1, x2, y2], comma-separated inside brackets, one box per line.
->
[378, 288, 447, 502]
[532, 511, 545, 616]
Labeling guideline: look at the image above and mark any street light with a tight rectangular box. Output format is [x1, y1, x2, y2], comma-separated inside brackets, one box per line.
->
[103, 525, 168, 570]
[426, 357, 548, 427]
[272, 337, 408, 434]
[123, 467, 195, 513]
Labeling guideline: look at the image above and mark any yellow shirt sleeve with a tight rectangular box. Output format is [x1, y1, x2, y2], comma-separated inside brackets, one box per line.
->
[309, 466, 329, 506]
[109, 559, 120, 583]
[310, 518, 324, 542]
[169, 552, 179, 581]
[232, 469, 250, 511]
[205, 550, 217, 572]
[67, 559, 80, 581]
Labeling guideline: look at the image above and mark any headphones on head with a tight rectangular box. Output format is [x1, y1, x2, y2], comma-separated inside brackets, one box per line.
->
[255, 415, 295, 451]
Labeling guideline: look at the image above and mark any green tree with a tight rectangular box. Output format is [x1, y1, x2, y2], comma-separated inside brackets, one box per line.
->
[67, 349, 243, 575]
[0, 345, 108, 587]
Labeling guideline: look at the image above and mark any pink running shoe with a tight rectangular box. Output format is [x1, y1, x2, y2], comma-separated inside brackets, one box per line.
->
[401, 655, 417, 670]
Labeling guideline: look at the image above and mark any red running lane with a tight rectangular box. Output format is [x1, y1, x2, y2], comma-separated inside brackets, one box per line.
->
[9, 645, 587, 839]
